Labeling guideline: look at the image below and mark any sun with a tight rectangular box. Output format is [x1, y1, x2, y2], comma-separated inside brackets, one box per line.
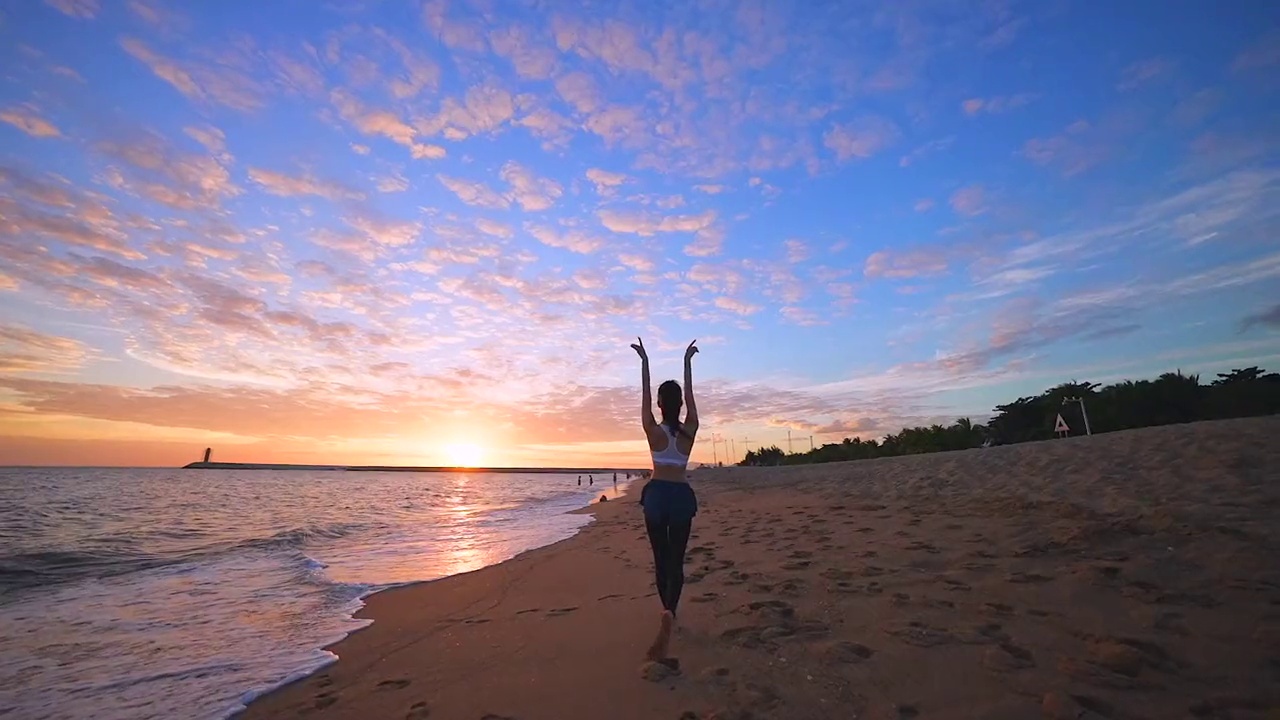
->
[444, 442, 486, 468]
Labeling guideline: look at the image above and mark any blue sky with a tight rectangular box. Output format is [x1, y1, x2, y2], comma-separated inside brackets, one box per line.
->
[0, 0, 1277, 467]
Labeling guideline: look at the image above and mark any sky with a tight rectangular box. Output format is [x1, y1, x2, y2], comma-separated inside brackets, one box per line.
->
[1, 0, 1278, 469]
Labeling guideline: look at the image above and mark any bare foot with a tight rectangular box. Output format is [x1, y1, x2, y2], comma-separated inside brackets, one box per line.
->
[646, 611, 674, 661]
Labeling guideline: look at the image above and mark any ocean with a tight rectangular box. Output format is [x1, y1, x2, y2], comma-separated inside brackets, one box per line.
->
[0, 467, 628, 720]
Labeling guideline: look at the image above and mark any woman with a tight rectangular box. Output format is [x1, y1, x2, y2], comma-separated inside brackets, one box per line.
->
[629, 336, 699, 661]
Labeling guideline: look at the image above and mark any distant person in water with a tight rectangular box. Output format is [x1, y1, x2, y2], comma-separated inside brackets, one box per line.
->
[630, 336, 699, 662]
[577, 475, 581, 486]
[589, 475, 594, 486]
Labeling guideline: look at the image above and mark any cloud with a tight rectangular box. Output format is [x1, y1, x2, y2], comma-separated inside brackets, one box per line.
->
[586, 168, 628, 196]
[97, 130, 240, 210]
[421, 0, 487, 52]
[599, 209, 716, 236]
[489, 26, 559, 80]
[961, 94, 1035, 116]
[914, 198, 935, 212]
[416, 84, 515, 140]
[43, 0, 98, 19]
[500, 162, 562, 211]
[0, 106, 62, 138]
[1117, 57, 1174, 91]
[714, 296, 761, 315]
[824, 116, 901, 161]
[554, 71, 601, 114]
[248, 168, 364, 200]
[949, 184, 987, 216]
[437, 174, 510, 209]
[783, 239, 809, 264]
[694, 184, 725, 194]
[864, 249, 949, 279]
[0, 325, 92, 373]
[474, 218, 513, 238]
[899, 136, 954, 168]
[120, 37, 262, 112]
[1241, 302, 1280, 332]
[331, 90, 445, 160]
[780, 306, 825, 326]
[525, 223, 604, 254]
[618, 253, 654, 272]
[1233, 31, 1280, 72]
[127, 0, 189, 32]
[1021, 119, 1111, 176]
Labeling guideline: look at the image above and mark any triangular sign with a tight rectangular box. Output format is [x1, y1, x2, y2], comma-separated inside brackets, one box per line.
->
[1054, 413, 1070, 434]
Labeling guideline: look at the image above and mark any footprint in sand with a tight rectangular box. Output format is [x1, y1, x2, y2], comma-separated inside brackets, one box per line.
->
[314, 692, 338, 709]
[514, 608, 540, 615]
[404, 701, 430, 719]
[943, 578, 972, 592]
[887, 621, 956, 647]
[596, 593, 624, 601]
[781, 560, 812, 570]
[891, 592, 911, 606]
[545, 607, 579, 617]
[463, 618, 491, 625]
[377, 678, 411, 690]
[1007, 571, 1054, 584]
[982, 602, 1015, 616]
[822, 640, 875, 663]
[787, 549, 813, 559]
[691, 592, 721, 603]
[738, 599, 795, 620]
[983, 642, 1035, 671]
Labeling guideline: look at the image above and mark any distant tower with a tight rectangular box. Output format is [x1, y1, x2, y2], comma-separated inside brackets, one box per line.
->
[203, 447, 212, 463]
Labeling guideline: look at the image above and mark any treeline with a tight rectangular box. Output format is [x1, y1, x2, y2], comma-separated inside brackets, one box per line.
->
[739, 367, 1280, 466]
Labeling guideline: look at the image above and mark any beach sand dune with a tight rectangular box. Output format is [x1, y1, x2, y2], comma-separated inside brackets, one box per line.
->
[241, 416, 1280, 719]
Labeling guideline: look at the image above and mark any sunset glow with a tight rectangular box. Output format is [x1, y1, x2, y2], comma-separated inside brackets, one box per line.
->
[444, 443, 485, 468]
[0, 1, 1278, 468]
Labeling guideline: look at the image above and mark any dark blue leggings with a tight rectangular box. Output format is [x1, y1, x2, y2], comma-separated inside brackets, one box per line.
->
[645, 516, 692, 617]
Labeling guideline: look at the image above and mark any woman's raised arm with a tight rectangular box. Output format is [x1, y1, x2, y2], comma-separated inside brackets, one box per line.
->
[631, 337, 657, 429]
[683, 339, 699, 432]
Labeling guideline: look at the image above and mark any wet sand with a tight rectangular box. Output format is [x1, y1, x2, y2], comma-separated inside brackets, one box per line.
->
[240, 416, 1280, 720]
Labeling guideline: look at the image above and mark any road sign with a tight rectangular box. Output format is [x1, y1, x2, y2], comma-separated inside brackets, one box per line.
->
[1054, 413, 1070, 435]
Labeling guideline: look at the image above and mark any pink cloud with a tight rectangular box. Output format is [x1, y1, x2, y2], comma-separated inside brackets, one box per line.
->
[599, 209, 716, 236]
[43, 0, 98, 19]
[949, 184, 988, 216]
[0, 106, 62, 138]
[823, 115, 901, 161]
[1117, 57, 1175, 91]
[0, 324, 91, 373]
[713, 296, 761, 315]
[248, 168, 363, 200]
[864, 249, 948, 279]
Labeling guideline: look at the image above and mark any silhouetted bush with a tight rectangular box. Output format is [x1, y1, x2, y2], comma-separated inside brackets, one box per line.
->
[736, 367, 1280, 466]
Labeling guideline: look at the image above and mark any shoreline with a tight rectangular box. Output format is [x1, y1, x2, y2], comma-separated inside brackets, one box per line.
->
[230, 480, 636, 719]
[183, 462, 647, 474]
[238, 418, 1279, 720]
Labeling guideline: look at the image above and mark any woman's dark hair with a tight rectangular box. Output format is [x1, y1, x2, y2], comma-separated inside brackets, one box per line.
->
[657, 380, 688, 438]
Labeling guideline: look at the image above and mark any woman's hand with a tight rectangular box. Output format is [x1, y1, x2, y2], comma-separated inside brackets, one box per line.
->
[685, 339, 699, 362]
[631, 336, 648, 361]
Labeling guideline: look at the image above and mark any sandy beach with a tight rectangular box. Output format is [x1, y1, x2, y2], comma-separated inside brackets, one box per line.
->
[240, 416, 1279, 720]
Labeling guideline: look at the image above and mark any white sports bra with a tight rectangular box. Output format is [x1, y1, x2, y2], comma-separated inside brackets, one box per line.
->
[651, 424, 691, 466]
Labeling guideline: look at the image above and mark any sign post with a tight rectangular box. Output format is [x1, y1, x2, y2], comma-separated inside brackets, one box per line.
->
[1054, 413, 1071, 438]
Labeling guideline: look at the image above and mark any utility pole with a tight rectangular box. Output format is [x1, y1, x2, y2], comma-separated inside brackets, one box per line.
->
[710, 432, 719, 466]
[787, 429, 792, 454]
[809, 435, 814, 451]
[730, 438, 735, 462]
[1062, 397, 1093, 435]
